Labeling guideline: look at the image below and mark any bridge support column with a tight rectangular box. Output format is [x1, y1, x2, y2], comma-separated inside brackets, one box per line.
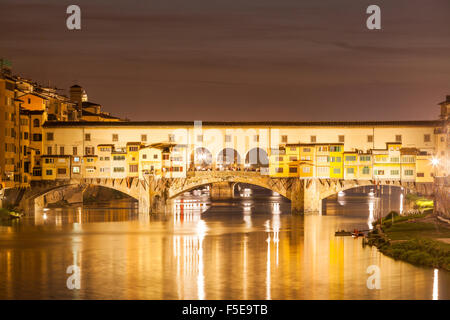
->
[289, 179, 323, 215]
[139, 176, 168, 214]
[210, 182, 234, 200]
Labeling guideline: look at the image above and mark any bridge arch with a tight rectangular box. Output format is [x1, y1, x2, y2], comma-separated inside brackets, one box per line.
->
[190, 147, 213, 170]
[166, 172, 295, 200]
[216, 148, 241, 167]
[245, 147, 269, 169]
[19, 178, 142, 211]
[317, 179, 432, 201]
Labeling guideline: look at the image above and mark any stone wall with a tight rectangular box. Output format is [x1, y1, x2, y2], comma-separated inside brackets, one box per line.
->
[434, 177, 449, 219]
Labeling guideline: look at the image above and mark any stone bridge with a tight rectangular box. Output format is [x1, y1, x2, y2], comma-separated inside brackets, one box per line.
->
[13, 171, 434, 215]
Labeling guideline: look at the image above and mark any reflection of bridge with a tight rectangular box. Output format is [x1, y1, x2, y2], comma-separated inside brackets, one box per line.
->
[18, 171, 434, 214]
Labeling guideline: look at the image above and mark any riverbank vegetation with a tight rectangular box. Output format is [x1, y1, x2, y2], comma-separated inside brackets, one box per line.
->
[366, 211, 450, 271]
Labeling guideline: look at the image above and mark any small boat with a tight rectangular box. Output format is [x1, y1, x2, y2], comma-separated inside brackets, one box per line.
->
[8, 211, 23, 219]
[351, 232, 364, 237]
[335, 230, 352, 236]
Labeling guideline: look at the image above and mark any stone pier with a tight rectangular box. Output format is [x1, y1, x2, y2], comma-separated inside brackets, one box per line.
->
[210, 181, 234, 200]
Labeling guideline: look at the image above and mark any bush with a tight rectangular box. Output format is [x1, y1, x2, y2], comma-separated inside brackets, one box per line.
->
[385, 211, 399, 220]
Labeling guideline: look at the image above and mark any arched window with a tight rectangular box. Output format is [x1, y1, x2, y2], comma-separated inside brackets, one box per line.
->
[33, 119, 40, 127]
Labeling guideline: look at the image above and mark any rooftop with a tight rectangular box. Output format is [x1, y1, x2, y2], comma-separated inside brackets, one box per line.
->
[42, 120, 444, 128]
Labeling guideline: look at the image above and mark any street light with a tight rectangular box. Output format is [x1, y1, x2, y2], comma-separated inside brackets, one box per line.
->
[431, 157, 440, 166]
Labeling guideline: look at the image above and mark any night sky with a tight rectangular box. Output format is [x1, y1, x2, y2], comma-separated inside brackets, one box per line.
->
[1, 0, 449, 121]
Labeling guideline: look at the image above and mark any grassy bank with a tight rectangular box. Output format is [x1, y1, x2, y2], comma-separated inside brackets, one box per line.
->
[367, 212, 450, 271]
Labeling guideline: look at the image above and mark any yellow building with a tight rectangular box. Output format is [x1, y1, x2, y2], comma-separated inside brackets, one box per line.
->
[126, 142, 141, 178]
[343, 151, 358, 179]
[373, 143, 402, 180]
[357, 153, 372, 180]
[0, 72, 19, 189]
[97, 144, 114, 178]
[329, 144, 344, 179]
[400, 147, 416, 181]
[41, 155, 71, 180]
[315, 144, 331, 178]
[416, 153, 434, 183]
[18, 92, 48, 111]
[298, 144, 315, 178]
[269, 147, 288, 177]
[83, 155, 98, 178]
[139, 146, 163, 178]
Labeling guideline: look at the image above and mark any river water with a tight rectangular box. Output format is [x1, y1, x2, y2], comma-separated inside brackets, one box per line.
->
[0, 187, 448, 299]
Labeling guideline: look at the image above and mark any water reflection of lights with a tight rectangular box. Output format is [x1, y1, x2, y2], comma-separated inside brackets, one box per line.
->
[240, 188, 252, 198]
[272, 202, 280, 214]
[266, 226, 271, 300]
[265, 215, 282, 300]
[243, 201, 252, 214]
[173, 220, 207, 299]
[338, 191, 345, 197]
[368, 200, 375, 230]
[433, 268, 439, 300]
[173, 199, 209, 219]
[43, 213, 48, 220]
[399, 193, 404, 215]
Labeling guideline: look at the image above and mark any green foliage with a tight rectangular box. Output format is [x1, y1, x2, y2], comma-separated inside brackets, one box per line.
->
[374, 238, 450, 271]
[385, 211, 399, 220]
